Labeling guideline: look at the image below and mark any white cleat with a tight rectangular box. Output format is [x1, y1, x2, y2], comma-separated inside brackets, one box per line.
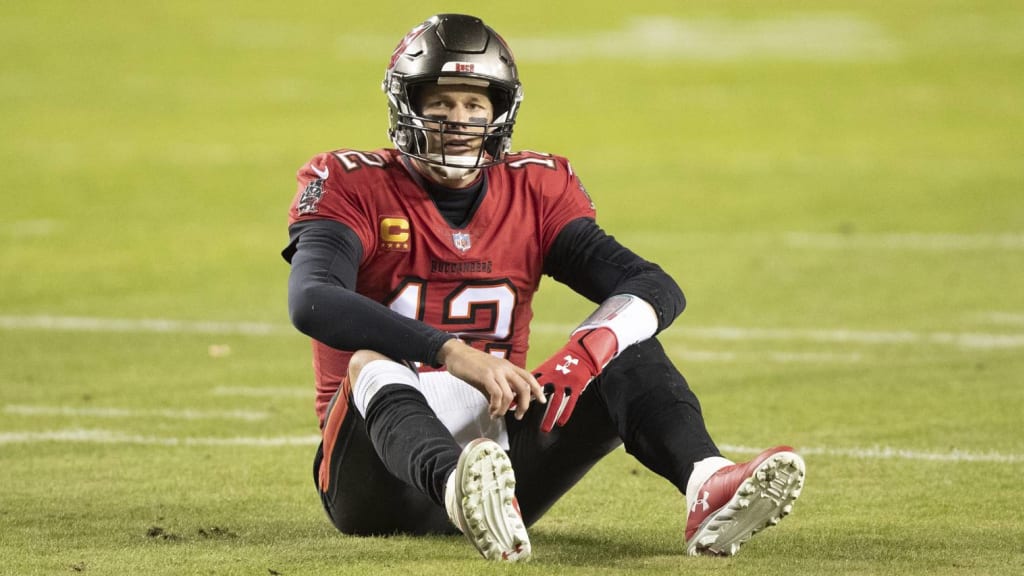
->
[445, 438, 531, 562]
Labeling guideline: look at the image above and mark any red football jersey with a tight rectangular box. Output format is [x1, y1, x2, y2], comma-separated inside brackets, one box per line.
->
[288, 148, 596, 424]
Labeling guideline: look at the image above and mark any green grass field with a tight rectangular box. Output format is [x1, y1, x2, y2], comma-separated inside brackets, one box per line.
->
[2, 1, 1023, 574]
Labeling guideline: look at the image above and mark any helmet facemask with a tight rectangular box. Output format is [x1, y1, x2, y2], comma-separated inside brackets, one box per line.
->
[387, 79, 519, 177]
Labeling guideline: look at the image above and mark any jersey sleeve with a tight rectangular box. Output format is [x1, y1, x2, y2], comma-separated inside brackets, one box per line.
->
[535, 154, 598, 255]
[288, 151, 377, 261]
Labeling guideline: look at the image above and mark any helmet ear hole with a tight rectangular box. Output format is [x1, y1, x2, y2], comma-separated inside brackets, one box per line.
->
[406, 84, 425, 115]
[490, 89, 510, 120]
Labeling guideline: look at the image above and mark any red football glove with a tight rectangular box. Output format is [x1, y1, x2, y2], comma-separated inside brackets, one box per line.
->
[532, 327, 618, 432]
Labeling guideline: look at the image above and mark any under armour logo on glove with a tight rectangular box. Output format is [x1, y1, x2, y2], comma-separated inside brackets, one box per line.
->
[531, 328, 618, 432]
[555, 355, 579, 374]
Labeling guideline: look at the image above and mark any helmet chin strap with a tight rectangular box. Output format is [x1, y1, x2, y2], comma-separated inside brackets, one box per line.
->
[422, 154, 481, 185]
[428, 164, 478, 183]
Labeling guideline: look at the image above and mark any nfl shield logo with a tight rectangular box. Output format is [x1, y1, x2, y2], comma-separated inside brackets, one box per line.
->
[452, 231, 472, 252]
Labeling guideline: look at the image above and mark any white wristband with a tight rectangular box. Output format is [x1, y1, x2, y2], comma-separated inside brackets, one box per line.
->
[572, 294, 658, 357]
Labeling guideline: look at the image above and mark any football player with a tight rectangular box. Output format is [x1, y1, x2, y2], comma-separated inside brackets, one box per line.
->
[283, 13, 805, 562]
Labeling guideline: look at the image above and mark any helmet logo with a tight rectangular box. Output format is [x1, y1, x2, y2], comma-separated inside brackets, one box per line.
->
[441, 61, 482, 75]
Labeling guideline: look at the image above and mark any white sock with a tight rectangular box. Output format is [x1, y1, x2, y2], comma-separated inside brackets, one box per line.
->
[685, 456, 734, 512]
[444, 470, 461, 529]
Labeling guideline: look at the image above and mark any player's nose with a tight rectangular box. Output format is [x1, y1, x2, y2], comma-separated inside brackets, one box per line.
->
[448, 104, 472, 123]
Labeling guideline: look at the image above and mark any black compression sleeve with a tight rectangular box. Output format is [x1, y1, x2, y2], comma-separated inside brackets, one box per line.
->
[542, 218, 685, 333]
[285, 220, 455, 366]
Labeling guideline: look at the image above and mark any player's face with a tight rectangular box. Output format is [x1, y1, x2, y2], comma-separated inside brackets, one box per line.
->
[416, 84, 495, 158]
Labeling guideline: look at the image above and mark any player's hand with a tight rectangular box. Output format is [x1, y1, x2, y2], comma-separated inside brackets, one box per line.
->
[437, 339, 545, 420]
[532, 328, 618, 432]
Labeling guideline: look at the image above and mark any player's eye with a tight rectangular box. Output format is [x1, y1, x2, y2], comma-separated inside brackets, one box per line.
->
[420, 101, 447, 112]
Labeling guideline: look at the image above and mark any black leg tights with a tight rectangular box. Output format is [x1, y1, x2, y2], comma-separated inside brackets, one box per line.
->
[363, 384, 462, 507]
[596, 338, 721, 494]
[508, 338, 720, 525]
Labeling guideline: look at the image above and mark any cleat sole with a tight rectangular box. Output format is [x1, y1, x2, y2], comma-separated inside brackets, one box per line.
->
[453, 439, 532, 562]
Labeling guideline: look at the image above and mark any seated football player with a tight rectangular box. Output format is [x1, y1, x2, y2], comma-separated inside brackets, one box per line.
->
[283, 13, 805, 562]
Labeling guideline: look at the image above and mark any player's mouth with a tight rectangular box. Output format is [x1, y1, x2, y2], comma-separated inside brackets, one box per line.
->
[443, 140, 480, 155]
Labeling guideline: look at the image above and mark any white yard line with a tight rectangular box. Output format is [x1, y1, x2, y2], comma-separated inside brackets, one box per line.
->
[766, 351, 863, 363]
[518, 15, 898, 62]
[0, 219, 60, 237]
[665, 347, 863, 364]
[785, 232, 1024, 251]
[720, 444, 1024, 464]
[335, 15, 897, 63]
[1, 428, 1019, 465]
[668, 326, 1024, 350]
[0, 429, 319, 447]
[541, 322, 1024, 350]
[4, 315, 1024, 350]
[0, 315, 285, 335]
[978, 312, 1024, 326]
[4, 405, 269, 421]
[210, 386, 309, 398]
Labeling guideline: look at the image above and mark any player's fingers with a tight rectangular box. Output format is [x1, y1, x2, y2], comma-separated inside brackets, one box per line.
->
[522, 369, 546, 404]
[497, 380, 517, 419]
[486, 380, 509, 419]
[540, 392, 563, 433]
[504, 369, 543, 420]
[556, 391, 580, 427]
[510, 373, 536, 420]
[502, 375, 526, 420]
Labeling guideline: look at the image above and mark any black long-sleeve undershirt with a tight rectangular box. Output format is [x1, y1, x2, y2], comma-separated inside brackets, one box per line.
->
[285, 219, 455, 366]
[283, 217, 685, 366]
[541, 218, 685, 333]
